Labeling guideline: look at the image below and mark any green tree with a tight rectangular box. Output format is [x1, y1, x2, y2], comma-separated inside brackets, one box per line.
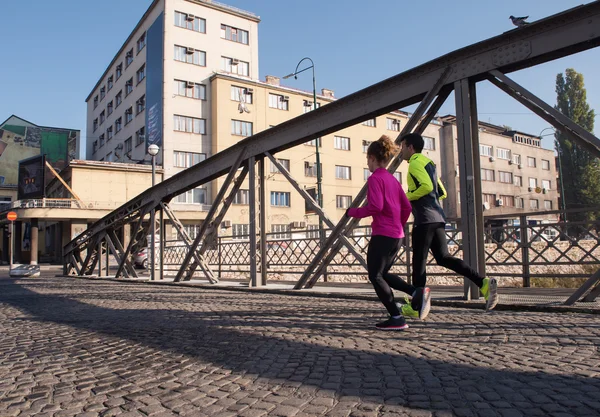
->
[554, 68, 600, 223]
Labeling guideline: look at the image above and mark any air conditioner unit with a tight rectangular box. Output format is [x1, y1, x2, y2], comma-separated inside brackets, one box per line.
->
[246, 88, 254, 93]
[221, 220, 232, 228]
[186, 47, 195, 54]
[186, 81, 195, 88]
[303, 100, 312, 107]
[508, 160, 513, 165]
[290, 221, 306, 229]
[489, 157, 495, 162]
[283, 95, 290, 101]
[186, 14, 195, 21]
[116, 143, 124, 150]
[483, 201, 490, 211]
[528, 187, 533, 192]
[518, 164, 523, 169]
[543, 188, 548, 194]
[496, 199, 504, 207]
[231, 58, 240, 65]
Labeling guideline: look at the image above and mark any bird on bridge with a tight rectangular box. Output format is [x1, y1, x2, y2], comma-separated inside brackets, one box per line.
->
[510, 15, 530, 27]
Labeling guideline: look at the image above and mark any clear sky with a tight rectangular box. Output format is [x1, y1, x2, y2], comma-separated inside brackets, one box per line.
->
[1, 0, 598, 156]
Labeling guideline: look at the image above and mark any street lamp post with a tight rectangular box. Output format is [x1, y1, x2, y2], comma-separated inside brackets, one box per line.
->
[148, 143, 159, 281]
[283, 58, 325, 260]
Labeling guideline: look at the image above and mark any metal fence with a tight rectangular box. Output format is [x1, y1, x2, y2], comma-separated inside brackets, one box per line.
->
[164, 207, 600, 286]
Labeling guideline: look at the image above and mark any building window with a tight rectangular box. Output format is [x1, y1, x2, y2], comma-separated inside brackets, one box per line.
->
[173, 151, 206, 168]
[336, 195, 352, 209]
[479, 144, 492, 157]
[126, 48, 134, 67]
[124, 137, 132, 153]
[174, 45, 206, 66]
[530, 199, 539, 209]
[175, 188, 207, 204]
[499, 195, 515, 207]
[270, 158, 290, 174]
[233, 189, 249, 205]
[231, 86, 253, 103]
[92, 140, 98, 153]
[334, 136, 350, 151]
[362, 140, 371, 153]
[107, 126, 113, 141]
[529, 178, 538, 188]
[125, 107, 133, 124]
[496, 148, 511, 160]
[516, 197, 524, 208]
[303, 101, 320, 113]
[137, 32, 146, 53]
[136, 127, 145, 146]
[527, 156, 536, 168]
[481, 168, 494, 182]
[544, 200, 552, 210]
[271, 224, 291, 239]
[232, 224, 249, 239]
[393, 172, 402, 183]
[174, 11, 206, 33]
[271, 192, 290, 207]
[304, 162, 320, 177]
[115, 117, 122, 133]
[268, 93, 289, 110]
[136, 65, 146, 84]
[136, 96, 145, 114]
[305, 138, 321, 147]
[512, 154, 521, 165]
[335, 165, 351, 180]
[386, 118, 400, 131]
[106, 151, 113, 162]
[423, 136, 435, 150]
[99, 110, 105, 124]
[174, 115, 206, 134]
[306, 225, 319, 239]
[99, 134, 105, 147]
[362, 118, 376, 127]
[483, 193, 496, 207]
[125, 78, 133, 96]
[364, 168, 371, 181]
[100, 86, 106, 101]
[514, 175, 522, 187]
[221, 24, 249, 45]
[174, 79, 206, 100]
[231, 120, 253, 136]
[116, 63, 123, 80]
[498, 171, 512, 184]
[107, 75, 114, 91]
[93, 118, 98, 132]
[542, 179, 551, 190]
[542, 159, 550, 170]
[116, 91, 123, 107]
[93, 96, 98, 109]
[108, 100, 115, 116]
[221, 56, 249, 76]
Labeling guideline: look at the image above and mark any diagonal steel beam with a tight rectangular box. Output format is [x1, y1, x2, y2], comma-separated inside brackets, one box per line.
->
[296, 68, 453, 290]
[582, 279, 600, 303]
[81, 232, 106, 275]
[174, 148, 248, 282]
[70, 253, 82, 276]
[105, 232, 130, 279]
[565, 268, 600, 305]
[488, 70, 600, 159]
[266, 152, 368, 270]
[114, 213, 148, 279]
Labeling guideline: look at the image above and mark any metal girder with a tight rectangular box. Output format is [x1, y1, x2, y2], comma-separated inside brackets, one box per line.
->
[105, 233, 129, 279]
[296, 68, 453, 290]
[265, 152, 368, 271]
[487, 70, 600, 159]
[249, 156, 258, 286]
[258, 157, 267, 286]
[81, 232, 105, 276]
[583, 279, 600, 303]
[108, 227, 140, 279]
[63, 2, 600, 264]
[565, 268, 600, 305]
[174, 149, 247, 282]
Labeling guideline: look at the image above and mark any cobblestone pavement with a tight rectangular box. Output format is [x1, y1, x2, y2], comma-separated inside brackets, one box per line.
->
[0, 275, 599, 417]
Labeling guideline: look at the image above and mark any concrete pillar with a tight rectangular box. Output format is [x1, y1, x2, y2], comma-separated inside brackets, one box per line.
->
[14, 221, 22, 264]
[1, 224, 8, 264]
[30, 219, 39, 265]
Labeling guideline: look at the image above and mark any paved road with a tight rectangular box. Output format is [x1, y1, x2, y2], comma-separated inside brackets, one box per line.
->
[0, 275, 599, 417]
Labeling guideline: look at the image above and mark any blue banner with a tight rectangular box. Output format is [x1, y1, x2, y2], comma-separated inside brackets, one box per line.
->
[145, 13, 164, 152]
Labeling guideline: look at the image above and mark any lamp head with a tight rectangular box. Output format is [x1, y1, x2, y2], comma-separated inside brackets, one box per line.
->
[147, 144, 159, 156]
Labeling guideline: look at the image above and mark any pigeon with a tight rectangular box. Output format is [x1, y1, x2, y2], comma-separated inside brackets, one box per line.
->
[510, 15, 530, 27]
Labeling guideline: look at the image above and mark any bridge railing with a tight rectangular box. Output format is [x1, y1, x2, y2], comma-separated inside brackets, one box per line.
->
[162, 207, 600, 287]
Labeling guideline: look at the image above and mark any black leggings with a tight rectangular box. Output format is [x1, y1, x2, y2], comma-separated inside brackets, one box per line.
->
[412, 222, 484, 288]
[367, 235, 415, 316]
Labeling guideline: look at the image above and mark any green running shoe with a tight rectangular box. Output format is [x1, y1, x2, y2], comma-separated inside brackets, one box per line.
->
[397, 296, 419, 319]
[481, 277, 499, 311]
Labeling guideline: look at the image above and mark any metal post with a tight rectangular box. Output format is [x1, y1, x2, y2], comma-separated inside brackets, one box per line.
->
[159, 207, 164, 280]
[454, 78, 482, 300]
[9, 221, 14, 271]
[556, 141, 568, 224]
[248, 156, 258, 286]
[312, 66, 326, 283]
[259, 156, 267, 286]
[97, 240, 103, 276]
[520, 214, 531, 287]
[150, 154, 156, 281]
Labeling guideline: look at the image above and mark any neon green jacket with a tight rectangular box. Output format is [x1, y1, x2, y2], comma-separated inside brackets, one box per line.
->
[406, 153, 447, 225]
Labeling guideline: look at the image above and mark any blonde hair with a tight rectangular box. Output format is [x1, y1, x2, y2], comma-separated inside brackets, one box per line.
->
[367, 135, 399, 163]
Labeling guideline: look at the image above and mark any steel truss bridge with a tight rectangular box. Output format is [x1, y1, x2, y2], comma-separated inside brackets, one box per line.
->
[64, 2, 600, 305]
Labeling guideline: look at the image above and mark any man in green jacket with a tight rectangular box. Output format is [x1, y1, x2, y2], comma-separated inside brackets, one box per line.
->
[399, 133, 499, 319]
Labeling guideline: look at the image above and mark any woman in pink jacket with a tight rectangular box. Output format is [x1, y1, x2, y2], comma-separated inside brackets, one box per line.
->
[347, 135, 413, 331]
